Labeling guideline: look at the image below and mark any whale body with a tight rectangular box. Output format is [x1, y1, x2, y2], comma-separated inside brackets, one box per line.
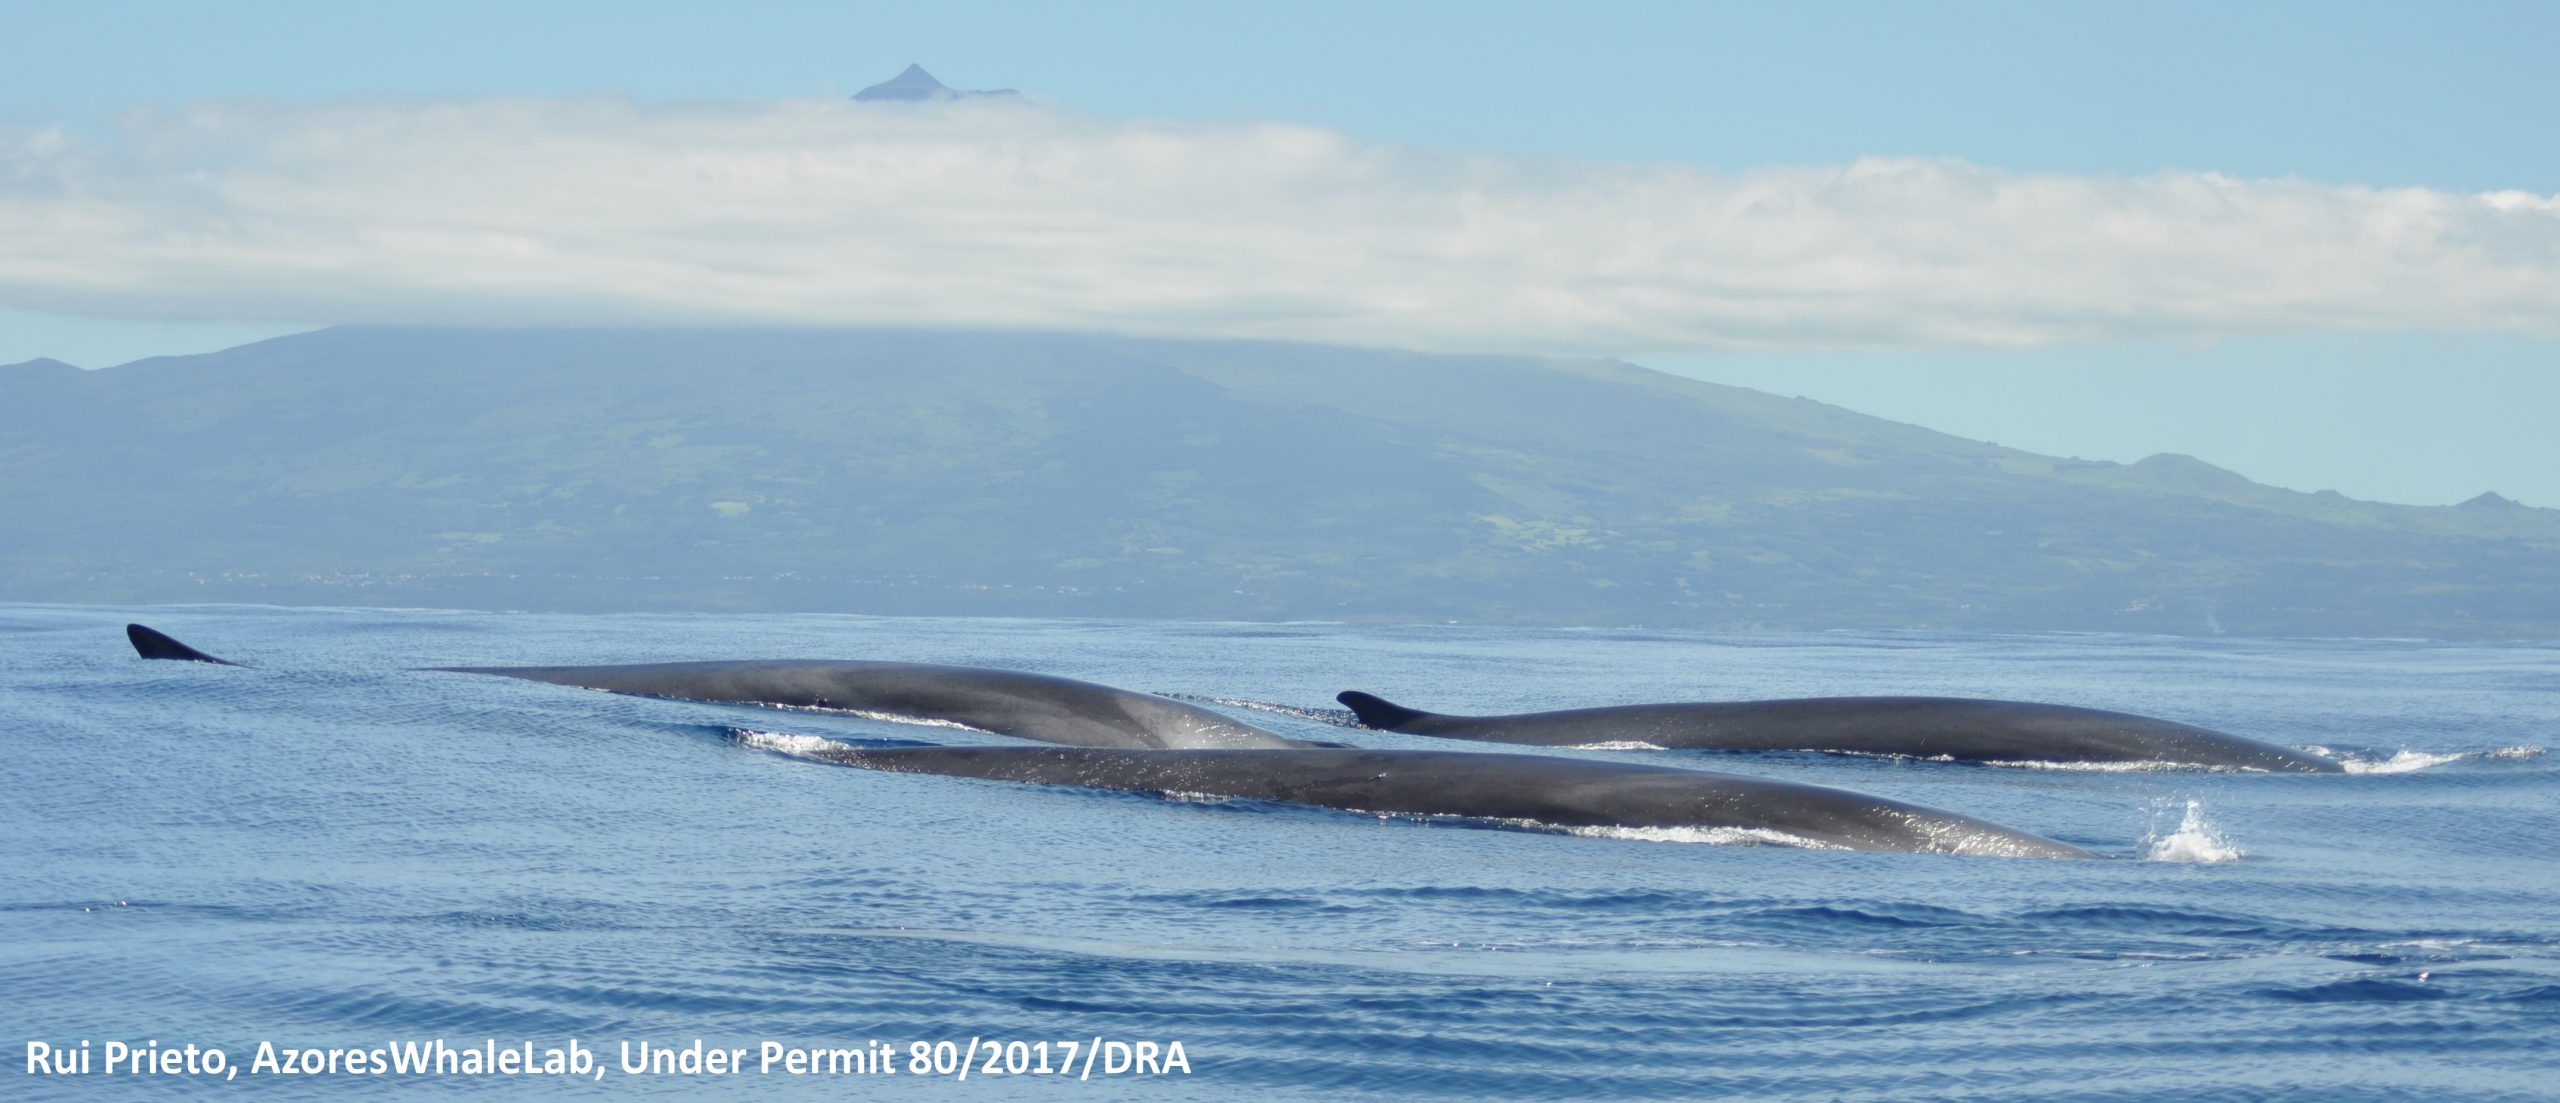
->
[124, 623, 1314, 750]
[760, 742, 2099, 858]
[1338, 691, 2341, 773]
[444, 659, 1322, 750]
[121, 622, 2096, 854]
[127, 623, 239, 665]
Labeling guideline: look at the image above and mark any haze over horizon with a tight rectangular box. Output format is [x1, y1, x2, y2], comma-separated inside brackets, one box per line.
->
[5, 2, 2557, 508]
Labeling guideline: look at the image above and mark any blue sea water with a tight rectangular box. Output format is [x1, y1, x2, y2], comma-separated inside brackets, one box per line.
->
[3, 603, 2555, 1101]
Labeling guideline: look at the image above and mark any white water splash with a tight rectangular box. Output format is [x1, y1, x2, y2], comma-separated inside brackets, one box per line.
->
[730, 728, 859, 759]
[1566, 741, 1672, 751]
[2143, 800, 2245, 863]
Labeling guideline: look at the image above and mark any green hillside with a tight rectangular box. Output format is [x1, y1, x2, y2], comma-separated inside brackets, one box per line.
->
[4, 327, 2554, 637]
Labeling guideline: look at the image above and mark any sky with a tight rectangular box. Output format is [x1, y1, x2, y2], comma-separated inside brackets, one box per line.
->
[3, 1, 2555, 506]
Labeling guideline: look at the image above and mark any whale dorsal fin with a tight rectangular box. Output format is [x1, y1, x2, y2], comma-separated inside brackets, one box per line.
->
[127, 623, 242, 666]
[1337, 691, 1433, 730]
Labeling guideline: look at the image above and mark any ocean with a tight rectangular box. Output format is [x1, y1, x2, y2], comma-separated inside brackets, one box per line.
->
[4, 603, 2554, 1100]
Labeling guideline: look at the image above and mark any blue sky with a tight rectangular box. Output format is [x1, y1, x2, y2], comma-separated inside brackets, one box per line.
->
[4, 1, 2555, 505]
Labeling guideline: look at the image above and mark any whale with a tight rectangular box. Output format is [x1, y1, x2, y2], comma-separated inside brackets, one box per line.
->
[438, 659, 1328, 750]
[121, 622, 2092, 854]
[751, 741, 2099, 858]
[1337, 691, 2342, 773]
[124, 623, 1318, 750]
[127, 623, 240, 665]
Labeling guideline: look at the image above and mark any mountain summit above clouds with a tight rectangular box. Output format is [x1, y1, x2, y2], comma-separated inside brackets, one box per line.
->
[853, 64, 1019, 102]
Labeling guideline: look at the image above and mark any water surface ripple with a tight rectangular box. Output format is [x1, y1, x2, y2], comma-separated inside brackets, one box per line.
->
[4, 605, 2554, 1100]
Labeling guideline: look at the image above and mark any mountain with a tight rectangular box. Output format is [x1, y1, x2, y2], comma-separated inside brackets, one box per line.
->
[852, 64, 1019, 102]
[4, 327, 2555, 637]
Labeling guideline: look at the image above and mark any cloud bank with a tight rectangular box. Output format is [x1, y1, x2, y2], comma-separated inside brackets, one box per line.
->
[5, 96, 2557, 353]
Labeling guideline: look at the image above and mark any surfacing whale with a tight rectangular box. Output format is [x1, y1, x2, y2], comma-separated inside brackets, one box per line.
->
[127, 624, 240, 666]
[1338, 691, 2341, 773]
[122, 622, 2091, 854]
[441, 659, 1324, 749]
[755, 742, 2099, 858]
[124, 623, 1313, 750]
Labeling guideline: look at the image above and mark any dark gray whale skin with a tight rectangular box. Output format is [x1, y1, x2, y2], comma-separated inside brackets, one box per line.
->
[123, 623, 1314, 750]
[440, 660, 1322, 750]
[122, 623, 2086, 854]
[1339, 691, 2343, 773]
[127, 624, 240, 665]
[769, 743, 2098, 858]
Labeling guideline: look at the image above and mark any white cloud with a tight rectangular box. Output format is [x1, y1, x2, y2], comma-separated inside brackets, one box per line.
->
[4, 96, 2557, 353]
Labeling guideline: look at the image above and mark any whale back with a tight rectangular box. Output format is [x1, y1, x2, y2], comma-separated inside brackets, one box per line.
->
[443, 659, 1313, 750]
[1337, 690, 2340, 772]
[118, 623, 1307, 750]
[778, 744, 2097, 858]
[1337, 690, 1434, 729]
[126, 624, 242, 666]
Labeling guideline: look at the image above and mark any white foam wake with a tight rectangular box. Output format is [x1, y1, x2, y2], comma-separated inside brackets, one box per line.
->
[2143, 800, 2245, 863]
[1158, 790, 1239, 805]
[761, 703, 990, 732]
[2310, 744, 2543, 774]
[1155, 693, 1364, 728]
[2337, 749, 2466, 774]
[1824, 750, 2229, 772]
[1975, 757, 2203, 773]
[1562, 824, 1848, 850]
